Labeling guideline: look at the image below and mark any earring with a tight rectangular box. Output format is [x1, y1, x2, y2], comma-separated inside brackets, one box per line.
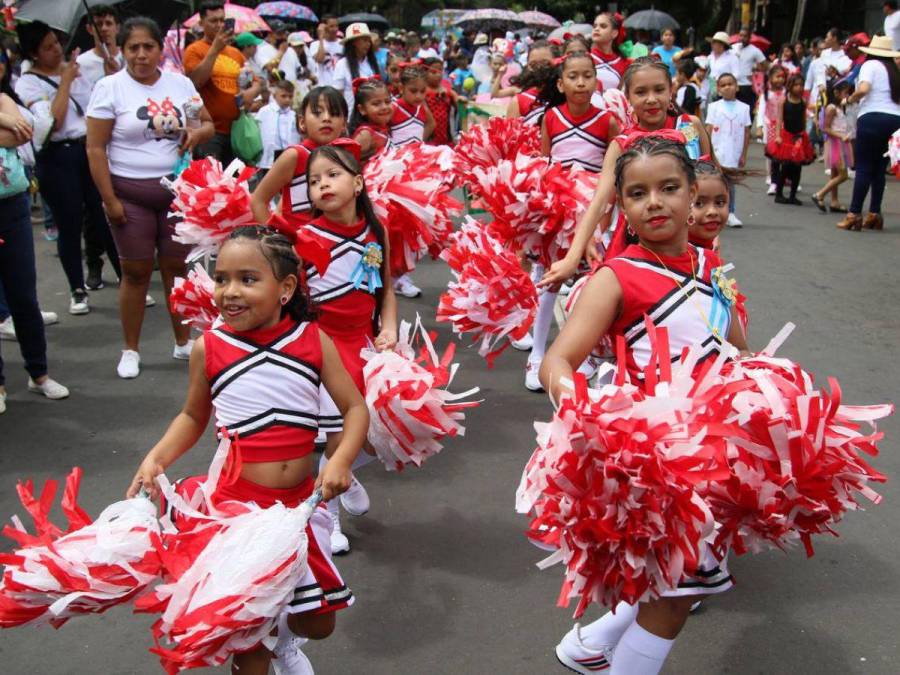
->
[355, 189, 362, 196]
[626, 224, 636, 237]
[281, 296, 289, 305]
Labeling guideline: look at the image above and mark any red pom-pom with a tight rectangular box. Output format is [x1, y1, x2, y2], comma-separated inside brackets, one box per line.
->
[362, 317, 481, 471]
[0, 468, 163, 628]
[164, 158, 257, 260]
[453, 117, 541, 187]
[437, 218, 538, 365]
[169, 263, 218, 331]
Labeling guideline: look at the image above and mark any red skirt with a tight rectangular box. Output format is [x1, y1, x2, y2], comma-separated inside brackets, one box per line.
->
[765, 129, 816, 165]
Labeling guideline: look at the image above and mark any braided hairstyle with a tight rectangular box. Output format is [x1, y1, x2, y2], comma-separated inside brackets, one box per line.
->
[225, 226, 318, 323]
[536, 50, 596, 109]
[563, 33, 590, 54]
[614, 135, 696, 195]
[694, 157, 732, 193]
[349, 77, 390, 134]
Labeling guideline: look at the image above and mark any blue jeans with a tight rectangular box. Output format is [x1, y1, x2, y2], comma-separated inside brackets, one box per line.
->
[850, 112, 900, 215]
[0, 192, 48, 386]
[0, 281, 8, 321]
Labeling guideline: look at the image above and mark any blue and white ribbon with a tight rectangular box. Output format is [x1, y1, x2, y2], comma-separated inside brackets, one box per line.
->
[351, 242, 384, 294]
[709, 263, 736, 339]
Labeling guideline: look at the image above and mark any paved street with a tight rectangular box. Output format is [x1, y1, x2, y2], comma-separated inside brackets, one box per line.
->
[1, 145, 899, 674]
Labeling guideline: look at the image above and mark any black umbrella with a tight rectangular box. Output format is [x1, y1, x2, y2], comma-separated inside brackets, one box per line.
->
[16, 0, 189, 51]
[337, 13, 389, 29]
[622, 9, 680, 32]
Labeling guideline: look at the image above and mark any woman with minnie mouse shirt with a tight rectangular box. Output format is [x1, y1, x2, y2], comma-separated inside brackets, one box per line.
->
[87, 17, 215, 380]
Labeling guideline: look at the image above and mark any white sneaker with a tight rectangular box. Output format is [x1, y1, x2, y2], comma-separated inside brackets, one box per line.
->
[117, 350, 141, 379]
[329, 509, 350, 555]
[576, 357, 597, 382]
[41, 311, 58, 326]
[273, 636, 314, 675]
[726, 214, 743, 228]
[511, 333, 534, 351]
[555, 624, 615, 674]
[0, 317, 14, 341]
[340, 474, 370, 516]
[172, 339, 194, 360]
[797, 184, 803, 192]
[393, 274, 422, 298]
[766, 183, 776, 196]
[27, 377, 69, 400]
[690, 600, 702, 613]
[145, 294, 156, 307]
[0, 390, 6, 414]
[69, 289, 89, 315]
[525, 360, 544, 392]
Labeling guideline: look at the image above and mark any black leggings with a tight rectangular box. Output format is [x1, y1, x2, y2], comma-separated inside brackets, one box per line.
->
[774, 161, 801, 198]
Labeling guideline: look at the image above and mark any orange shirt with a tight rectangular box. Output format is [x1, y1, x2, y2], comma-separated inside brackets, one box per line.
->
[183, 40, 244, 134]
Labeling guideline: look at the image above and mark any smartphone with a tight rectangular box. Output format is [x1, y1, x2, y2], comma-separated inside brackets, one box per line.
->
[223, 18, 235, 33]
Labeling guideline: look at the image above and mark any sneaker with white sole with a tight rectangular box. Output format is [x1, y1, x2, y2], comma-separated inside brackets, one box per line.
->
[0, 390, 7, 414]
[726, 214, 743, 228]
[27, 377, 69, 400]
[0, 317, 14, 341]
[41, 311, 58, 326]
[329, 509, 350, 555]
[766, 183, 776, 196]
[117, 350, 141, 379]
[525, 360, 544, 392]
[172, 340, 194, 360]
[511, 333, 534, 351]
[69, 289, 89, 315]
[340, 474, 370, 516]
[393, 274, 422, 298]
[556, 624, 615, 674]
[145, 294, 156, 307]
[272, 636, 314, 675]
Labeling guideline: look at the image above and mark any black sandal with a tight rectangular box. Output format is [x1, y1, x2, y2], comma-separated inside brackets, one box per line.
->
[829, 203, 848, 213]
[811, 194, 827, 212]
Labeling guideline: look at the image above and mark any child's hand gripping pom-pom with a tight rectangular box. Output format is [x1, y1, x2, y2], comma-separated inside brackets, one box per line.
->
[168, 263, 218, 331]
[437, 218, 538, 365]
[361, 315, 481, 471]
[453, 116, 541, 187]
[887, 128, 900, 177]
[0, 468, 163, 628]
[163, 157, 257, 260]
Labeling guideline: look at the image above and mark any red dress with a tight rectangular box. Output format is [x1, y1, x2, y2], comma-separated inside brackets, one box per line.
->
[425, 81, 454, 145]
[279, 138, 320, 228]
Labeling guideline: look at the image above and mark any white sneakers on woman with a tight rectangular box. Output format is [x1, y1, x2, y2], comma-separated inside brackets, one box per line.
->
[27, 377, 69, 399]
[117, 350, 141, 379]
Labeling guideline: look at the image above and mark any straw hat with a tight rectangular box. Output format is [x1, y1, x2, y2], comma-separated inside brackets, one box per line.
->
[859, 34, 900, 58]
[474, 32, 488, 46]
[707, 31, 731, 46]
[343, 22, 372, 44]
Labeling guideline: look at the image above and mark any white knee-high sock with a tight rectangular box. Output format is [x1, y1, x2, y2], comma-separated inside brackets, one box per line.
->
[579, 602, 639, 649]
[529, 289, 558, 365]
[608, 623, 674, 675]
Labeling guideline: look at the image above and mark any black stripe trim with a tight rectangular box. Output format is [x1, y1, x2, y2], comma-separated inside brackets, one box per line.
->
[677, 574, 734, 589]
[210, 356, 320, 399]
[227, 416, 319, 436]
[624, 285, 715, 346]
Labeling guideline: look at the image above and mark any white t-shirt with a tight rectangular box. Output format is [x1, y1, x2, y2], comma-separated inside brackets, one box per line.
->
[15, 70, 93, 141]
[818, 48, 852, 90]
[87, 69, 200, 179]
[76, 49, 125, 88]
[254, 101, 300, 169]
[886, 11, 900, 50]
[332, 57, 376, 111]
[858, 59, 900, 118]
[309, 39, 343, 86]
[706, 99, 751, 168]
[254, 41, 279, 69]
[708, 50, 739, 83]
[417, 48, 440, 60]
[731, 43, 766, 86]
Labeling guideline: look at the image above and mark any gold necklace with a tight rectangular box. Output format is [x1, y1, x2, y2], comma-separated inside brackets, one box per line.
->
[638, 243, 722, 339]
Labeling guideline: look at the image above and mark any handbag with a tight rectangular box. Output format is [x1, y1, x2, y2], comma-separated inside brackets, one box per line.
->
[230, 111, 263, 164]
[0, 146, 30, 199]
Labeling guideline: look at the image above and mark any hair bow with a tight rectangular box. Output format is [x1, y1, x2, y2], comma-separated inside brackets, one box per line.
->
[548, 37, 563, 46]
[397, 59, 423, 71]
[267, 213, 331, 277]
[352, 74, 382, 94]
[618, 129, 687, 152]
[613, 12, 627, 47]
[698, 153, 712, 162]
[552, 55, 568, 66]
[329, 137, 362, 163]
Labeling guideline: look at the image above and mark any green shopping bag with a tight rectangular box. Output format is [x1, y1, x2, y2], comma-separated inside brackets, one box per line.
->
[230, 111, 263, 165]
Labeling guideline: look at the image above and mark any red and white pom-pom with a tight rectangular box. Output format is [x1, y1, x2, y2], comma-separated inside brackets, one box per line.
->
[437, 221, 538, 365]
[887, 128, 900, 177]
[601, 89, 634, 134]
[453, 116, 541, 187]
[164, 157, 257, 260]
[364, 143, 461, 269]
[169, 263, 218, 331]
[469, 153, 595, 264]
[703, 324, 891, 557]
[0, 468, 163, 628]
[361, 316, 481, 471]
[517, 372, 715, 615]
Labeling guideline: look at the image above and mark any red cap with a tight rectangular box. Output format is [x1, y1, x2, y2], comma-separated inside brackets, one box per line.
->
[845, 32, 870, 48]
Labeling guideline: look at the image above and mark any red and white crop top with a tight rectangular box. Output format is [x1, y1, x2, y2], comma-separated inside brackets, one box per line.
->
[204, 316, 322, 462]
[279, 138, 320, 228]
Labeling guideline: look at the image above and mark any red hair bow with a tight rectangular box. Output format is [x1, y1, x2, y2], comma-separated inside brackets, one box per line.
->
[397, 59, 423, 71]
[267, 213, 331, 276]
[613, 12, 626, 47]
[618, 129, 687, 152]
[352, 74, 382, 94]
[328, 137, 362, 163]
[552, 55, 567, 66]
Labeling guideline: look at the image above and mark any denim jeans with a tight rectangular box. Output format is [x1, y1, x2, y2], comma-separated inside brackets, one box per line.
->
[0, 281, 8, 321]
[850, 112, 900, 214]
[0, 192, 48, 386]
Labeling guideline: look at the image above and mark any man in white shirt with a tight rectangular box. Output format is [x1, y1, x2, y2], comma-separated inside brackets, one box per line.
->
[310, 15, 343, 87]
[885, 1, 900, 49]
[254, 19, 286, 71]
[816, 28, 852, 92]
[76, 4, 123, 88]
[731, 26, 766, 111]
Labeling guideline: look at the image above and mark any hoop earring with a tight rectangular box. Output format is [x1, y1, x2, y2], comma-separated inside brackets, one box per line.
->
[626, 224, 636, 237]
[281, 296, 289, 305]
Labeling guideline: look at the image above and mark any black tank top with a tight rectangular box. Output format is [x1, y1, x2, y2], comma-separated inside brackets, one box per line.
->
[783, 99, 805, 134]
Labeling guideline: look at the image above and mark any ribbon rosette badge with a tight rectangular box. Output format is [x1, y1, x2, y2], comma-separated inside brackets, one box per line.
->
[351, 242, 384, 293]
[712, 267, 737, 305]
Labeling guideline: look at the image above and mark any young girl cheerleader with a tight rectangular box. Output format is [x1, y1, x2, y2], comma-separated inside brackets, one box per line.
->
[251, 86, 348, 227]
[758, 64, 787, 195]
[301, 142, 399, 555]
[388, 64, 434, 298]
[689, 159, 730, 252]
[589, 12, 631, 91]
[127, 226, 369, 675]
[423, 57, 457, 146]
[524, 51, 619, 391]
[498, 40, 557, 120]
[767, 73, 815, 205]
[540, 57, 713, 288]
[385, 53, 402, 99]
[812, 79, 854, 213]
[350, 77, 394, 162]
[544, 134, 748, 675]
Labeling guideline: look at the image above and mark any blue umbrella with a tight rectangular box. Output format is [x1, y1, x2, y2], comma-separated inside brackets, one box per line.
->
[256, 2, 317, 23]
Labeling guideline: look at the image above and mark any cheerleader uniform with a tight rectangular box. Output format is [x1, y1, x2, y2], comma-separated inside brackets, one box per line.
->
[352, 122, 393, 160]
[516, 87, 546, 127]
[279, 138, 320, 228]
[389, 99, 427, 146]
[590, 48, 631, 92]
[166, 316, 353, 616]
[300, 215, 381, 432]
[544, 103, 614, 172]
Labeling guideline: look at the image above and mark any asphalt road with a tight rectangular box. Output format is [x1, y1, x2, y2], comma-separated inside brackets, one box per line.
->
[1, 145, 899, 675]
